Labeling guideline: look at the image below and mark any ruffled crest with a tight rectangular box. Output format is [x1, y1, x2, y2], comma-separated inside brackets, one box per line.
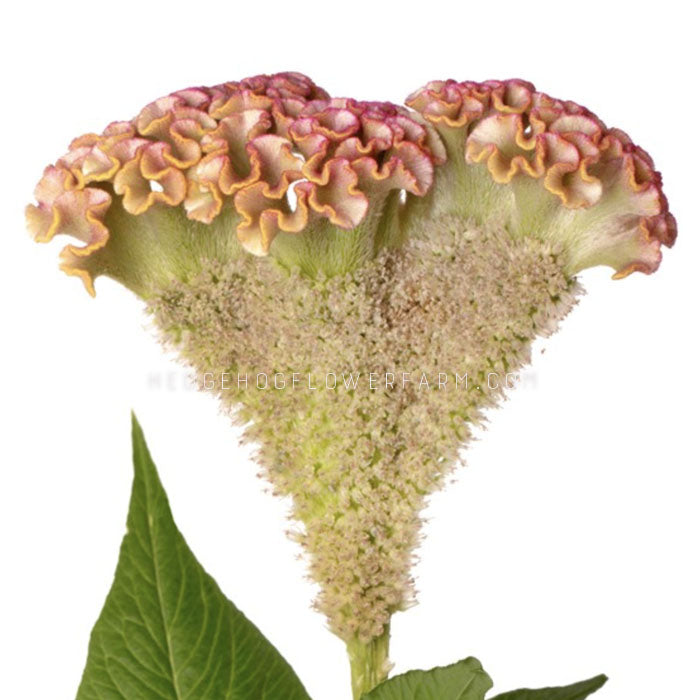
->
[27, 73, 443, 291]
[406, 79, 677, 277]
[27, 74, 676, 294]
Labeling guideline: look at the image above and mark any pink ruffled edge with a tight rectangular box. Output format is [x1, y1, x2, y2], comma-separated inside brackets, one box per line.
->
[406, 79, 676, 277]
[26, 73, 441, 291]
[27, 74, 676, 293]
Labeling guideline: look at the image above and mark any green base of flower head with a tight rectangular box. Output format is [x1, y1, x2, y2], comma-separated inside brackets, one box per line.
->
[88, 190, 403, 298]
[83, 202, 244, 298]
[404, 156, 664, 279]
[270, 190, 404, 278]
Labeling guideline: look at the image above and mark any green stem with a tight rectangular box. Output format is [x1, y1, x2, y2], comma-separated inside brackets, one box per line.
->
[346, 625, 391, 699]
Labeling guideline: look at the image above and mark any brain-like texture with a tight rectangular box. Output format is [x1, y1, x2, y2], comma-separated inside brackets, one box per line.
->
[27, 73, 676, 294]
[407, 79, 677, 278]
[26, 73, 442, 293]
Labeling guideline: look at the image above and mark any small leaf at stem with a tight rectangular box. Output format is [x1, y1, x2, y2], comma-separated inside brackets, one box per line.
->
[490, 674, 608, 700]
[76, 413, 311, 700]
[362, 657, 493, 699]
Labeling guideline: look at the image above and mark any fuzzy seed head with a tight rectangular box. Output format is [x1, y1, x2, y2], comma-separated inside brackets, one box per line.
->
[150, 215, 580, 642]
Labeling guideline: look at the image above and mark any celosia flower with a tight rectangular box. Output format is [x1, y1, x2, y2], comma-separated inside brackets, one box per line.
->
[27, 73, 675, 699]
[405, 79, 676, 277]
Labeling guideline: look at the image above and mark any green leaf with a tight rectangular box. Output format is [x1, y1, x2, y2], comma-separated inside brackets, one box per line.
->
[490, 674, 608, 700]
[77, 413, 311, 700]
[362, 657, 493, 700]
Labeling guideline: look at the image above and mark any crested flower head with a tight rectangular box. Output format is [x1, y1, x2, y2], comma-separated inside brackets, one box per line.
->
[26, 73, 676, 691]
[26, 73, 446, 295]
[27, 75, 676, 296]
[405, 78, 676, 279]
[27, 72, 329, 295]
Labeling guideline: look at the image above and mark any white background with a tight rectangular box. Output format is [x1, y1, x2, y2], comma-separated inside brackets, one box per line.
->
[2, 2, 698, 698]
